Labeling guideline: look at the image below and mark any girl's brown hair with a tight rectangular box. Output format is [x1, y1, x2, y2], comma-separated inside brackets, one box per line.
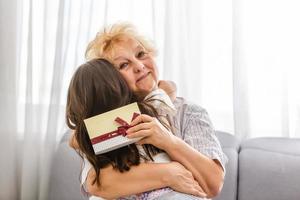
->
[66, 59, 164, 186]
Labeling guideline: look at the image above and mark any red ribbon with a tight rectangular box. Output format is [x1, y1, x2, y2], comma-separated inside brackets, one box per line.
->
[90, 112, 140, 145]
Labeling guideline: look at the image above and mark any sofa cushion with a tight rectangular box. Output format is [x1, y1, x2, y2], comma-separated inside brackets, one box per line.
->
[238, 137, 300, 200]
[214, 131, 240, 200]
[49, 131, 238, 200]
[48, 132, 88, 200]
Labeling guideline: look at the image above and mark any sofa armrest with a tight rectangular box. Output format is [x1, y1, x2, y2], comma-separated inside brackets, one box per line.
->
[214, 131, 240, 200]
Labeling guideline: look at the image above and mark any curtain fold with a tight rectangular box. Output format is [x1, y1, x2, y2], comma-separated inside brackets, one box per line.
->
[0, 0, 18, 198]
[232, 0, 251, 139]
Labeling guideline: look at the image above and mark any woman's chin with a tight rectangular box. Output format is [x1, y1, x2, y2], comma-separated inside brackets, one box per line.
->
[136, 81, 157, 92]
[134, 86, 156, 99]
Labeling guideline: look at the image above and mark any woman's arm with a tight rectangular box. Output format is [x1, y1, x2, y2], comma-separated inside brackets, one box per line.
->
[127, 110, 225, 198]
[69, 129, 205, 198]
[86, 162, 206, 199]
[163, 137, 224, 198]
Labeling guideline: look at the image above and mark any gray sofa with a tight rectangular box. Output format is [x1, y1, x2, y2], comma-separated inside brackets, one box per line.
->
[48, 131, 300, 200]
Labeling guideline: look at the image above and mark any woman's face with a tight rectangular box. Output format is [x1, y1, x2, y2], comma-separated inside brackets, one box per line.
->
[111, 38, 158, 98]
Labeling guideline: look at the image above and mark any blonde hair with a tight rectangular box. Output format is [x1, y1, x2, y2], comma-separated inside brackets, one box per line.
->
[85, 22, 157, 62]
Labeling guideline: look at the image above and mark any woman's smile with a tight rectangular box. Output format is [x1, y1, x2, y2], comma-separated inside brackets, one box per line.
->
[136, 72, 150, 83]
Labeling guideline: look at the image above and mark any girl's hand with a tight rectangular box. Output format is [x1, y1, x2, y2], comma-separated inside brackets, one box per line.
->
[69, 130, 79, 149]
[126, 114, 176, 150]
[165, 162, 207, 197]
[158, 80, 177, 101]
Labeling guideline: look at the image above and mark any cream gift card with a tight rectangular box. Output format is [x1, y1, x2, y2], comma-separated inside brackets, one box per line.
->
[84, 102, 142, 154]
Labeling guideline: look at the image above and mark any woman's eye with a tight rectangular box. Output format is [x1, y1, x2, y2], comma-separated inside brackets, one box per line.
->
[137, 51, 147, 58]
[119, 63, 128, 70]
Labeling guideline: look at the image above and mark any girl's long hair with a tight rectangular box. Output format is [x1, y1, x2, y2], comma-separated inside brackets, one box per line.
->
[66, 59, 167, 186]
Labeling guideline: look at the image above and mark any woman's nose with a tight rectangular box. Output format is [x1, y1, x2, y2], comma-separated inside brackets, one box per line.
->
[132, 61, 145, 72]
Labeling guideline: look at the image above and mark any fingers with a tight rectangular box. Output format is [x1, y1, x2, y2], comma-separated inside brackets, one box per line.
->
[127, 122, 151, 134]
[180, 181, 207, 198]
[130, 114, 153, 126]
[185, 181, 207, 197]
[193, 190, 207, 198]
[126, 130, 151, 139]
[127, 114, 154, 138]
[193, 184, 207, 197]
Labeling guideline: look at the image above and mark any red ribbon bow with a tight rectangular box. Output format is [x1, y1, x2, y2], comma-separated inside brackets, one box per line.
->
[91, 112, 140, 145]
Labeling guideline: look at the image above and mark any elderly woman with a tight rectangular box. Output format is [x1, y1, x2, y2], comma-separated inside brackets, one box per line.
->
[84, 23, 227, 199]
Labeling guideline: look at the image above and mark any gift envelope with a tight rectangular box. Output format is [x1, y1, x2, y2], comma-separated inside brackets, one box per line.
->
[84, 102, 142, 155]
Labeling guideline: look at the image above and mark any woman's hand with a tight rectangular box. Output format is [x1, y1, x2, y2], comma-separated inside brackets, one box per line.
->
[126, 114, 176, 150]
[164, 162, 207, 197]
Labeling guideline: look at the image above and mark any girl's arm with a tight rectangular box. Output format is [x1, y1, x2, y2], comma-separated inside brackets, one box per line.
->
[86, 162, 206, 199]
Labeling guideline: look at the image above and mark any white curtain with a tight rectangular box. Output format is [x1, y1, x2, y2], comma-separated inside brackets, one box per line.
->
[1, 0, 300, 199]
[0, 0, 18, 198]
[233, 0, 300, 139]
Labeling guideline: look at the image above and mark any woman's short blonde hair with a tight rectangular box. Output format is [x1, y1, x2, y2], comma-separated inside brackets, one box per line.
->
[85, 22, 157, 62]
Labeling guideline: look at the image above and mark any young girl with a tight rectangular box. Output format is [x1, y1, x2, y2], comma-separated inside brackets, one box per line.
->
[66, 58, 206, 199]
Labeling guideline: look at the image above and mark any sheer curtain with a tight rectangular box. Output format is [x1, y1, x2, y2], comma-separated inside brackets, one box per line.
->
[0, 0, 18, 198]
[0, 0, 300, 199]
[233, 0, 300, 139]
